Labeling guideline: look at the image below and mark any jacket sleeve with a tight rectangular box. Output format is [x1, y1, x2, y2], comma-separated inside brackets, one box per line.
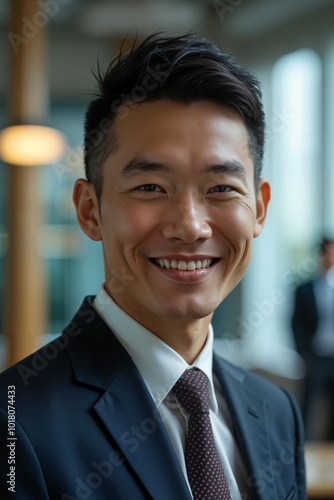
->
[281, 389, 307, 499]
[291, 285, 316, 354]
[0, 407, 49, 499]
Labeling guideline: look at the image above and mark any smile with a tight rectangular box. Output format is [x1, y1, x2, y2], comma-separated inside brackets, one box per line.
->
[153, 258, 214, 270]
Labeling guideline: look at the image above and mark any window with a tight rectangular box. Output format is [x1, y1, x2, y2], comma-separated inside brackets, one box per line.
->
[238, 49, 322, 375]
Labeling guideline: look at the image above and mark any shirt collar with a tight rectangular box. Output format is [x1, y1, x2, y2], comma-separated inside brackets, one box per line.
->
[92, 284, 218, 413]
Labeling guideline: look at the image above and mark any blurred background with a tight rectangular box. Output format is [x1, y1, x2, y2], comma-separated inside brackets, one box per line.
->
[0, 0, 334, 470]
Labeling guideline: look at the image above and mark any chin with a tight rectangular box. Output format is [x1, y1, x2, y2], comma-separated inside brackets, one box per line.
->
[156, 300, 217, 321]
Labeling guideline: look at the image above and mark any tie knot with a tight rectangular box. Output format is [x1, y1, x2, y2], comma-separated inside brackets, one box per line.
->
[173, 369, 210, 415]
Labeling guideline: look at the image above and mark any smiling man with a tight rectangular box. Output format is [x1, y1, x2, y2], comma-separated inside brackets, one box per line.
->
[0, 35, 306, 499]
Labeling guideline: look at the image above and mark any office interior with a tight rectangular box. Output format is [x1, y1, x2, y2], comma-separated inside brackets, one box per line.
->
[0, 0, 334, 497]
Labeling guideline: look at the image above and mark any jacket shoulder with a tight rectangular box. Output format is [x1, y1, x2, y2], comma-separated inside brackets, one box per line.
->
[0, 333, 72, 404]
[213, 352, 299, 410]
[0, 297, 96, 401]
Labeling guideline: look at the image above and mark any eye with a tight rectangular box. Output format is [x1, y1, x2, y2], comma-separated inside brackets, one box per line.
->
[208, 185, 233, 193]
[137, 184, 163, 192]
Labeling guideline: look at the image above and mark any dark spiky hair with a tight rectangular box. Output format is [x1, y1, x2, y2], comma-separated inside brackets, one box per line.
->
[84, 33, 265, 202]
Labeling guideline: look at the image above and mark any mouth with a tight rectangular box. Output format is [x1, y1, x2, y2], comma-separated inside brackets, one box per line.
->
[150, 257, 219, 271]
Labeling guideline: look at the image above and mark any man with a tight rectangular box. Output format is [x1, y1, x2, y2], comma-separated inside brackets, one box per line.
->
[0, 34, 306, 499]
[292, 237, 334, 439]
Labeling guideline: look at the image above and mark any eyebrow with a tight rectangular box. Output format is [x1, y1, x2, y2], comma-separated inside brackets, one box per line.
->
[120, 156, 247, 179]
[120, 156, 173, 176]
[200, 160, 247, 178]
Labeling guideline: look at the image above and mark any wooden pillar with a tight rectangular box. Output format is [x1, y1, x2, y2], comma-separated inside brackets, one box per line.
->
[5, 0, 48, 366]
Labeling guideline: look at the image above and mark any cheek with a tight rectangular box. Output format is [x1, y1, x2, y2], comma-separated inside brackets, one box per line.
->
[216, 204, 255, 245]
[103, 206, 157, 250]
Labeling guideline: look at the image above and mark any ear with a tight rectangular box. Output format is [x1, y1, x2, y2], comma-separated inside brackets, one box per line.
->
[73, 179, 102, 241]
[253, 178, 271, 238]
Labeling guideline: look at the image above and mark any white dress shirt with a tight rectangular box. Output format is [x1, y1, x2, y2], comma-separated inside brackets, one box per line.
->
[93, 284, 250, 499]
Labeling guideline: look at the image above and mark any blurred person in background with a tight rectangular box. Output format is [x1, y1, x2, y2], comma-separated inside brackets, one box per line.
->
[292, 237, 334, 440]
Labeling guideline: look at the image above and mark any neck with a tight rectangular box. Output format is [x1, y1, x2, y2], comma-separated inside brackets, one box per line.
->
[151, 317, 212, 365]
[107, 287, 212, 364]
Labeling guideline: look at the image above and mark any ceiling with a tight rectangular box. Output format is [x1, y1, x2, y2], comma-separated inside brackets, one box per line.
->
[1, 0, 334, 102]
[1, 0, 333, 37]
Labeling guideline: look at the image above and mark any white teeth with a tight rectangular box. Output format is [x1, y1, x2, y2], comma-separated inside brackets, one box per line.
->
[155, 258, 213, 270]
[178, 261, 187, 270]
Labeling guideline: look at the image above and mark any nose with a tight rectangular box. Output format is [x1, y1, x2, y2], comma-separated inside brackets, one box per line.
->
[162, 195, 212, 243]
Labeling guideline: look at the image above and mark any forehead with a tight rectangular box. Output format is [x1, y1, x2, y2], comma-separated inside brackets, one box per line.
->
[111, 100, 253, 172]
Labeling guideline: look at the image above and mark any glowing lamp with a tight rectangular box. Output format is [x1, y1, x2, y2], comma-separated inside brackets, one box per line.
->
[0, 125, 66, 166]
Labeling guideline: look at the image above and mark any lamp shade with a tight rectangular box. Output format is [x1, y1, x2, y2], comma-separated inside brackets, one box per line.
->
[0, 125, 66, 166]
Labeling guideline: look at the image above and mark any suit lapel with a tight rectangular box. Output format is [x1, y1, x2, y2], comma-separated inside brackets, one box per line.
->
[66, 297, 191, 500]
[213, 353, 276, 500]
[93, 361, 191, 500]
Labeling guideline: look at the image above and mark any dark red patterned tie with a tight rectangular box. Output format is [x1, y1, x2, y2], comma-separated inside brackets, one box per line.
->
[173, 369, 231, 500]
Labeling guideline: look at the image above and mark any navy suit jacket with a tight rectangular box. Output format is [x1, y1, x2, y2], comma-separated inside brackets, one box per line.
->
[0, 297, 306, 499]
[292, 281, 318, 355]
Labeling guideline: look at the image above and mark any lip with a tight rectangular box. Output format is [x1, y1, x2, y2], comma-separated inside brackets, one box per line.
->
[149, 257, 220, 283]
[150, 255, 218, 262]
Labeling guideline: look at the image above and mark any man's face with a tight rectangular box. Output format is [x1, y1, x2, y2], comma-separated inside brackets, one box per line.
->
[94, 100, 269, 328]
[321, 243, 334, 272]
